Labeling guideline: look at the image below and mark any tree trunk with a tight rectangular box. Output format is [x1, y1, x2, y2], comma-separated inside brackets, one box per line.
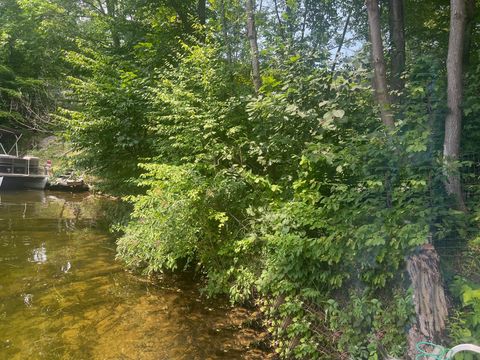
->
[331, 9, 352, 73]
[444, 0, 467, 212]
[366, 0, 395, 129]
[366, 2, 450, 357]
[246, 0, 262, 94]
[388, 0, 406, 99]
[406, 244, 449, 359]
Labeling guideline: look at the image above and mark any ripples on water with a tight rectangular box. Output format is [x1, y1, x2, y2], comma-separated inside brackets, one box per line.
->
[0, 191, 267, 360]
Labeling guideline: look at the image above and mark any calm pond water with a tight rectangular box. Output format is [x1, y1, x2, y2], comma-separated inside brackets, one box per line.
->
[0, 191, 266, 360]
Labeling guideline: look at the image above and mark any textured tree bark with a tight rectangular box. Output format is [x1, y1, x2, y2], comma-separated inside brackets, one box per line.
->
[246, 0, 262, 94]
[406, 244, 449, 359]
[388, 0, 406, 99]
[366, 0, 395, 129]
[444, 0, 467, 212]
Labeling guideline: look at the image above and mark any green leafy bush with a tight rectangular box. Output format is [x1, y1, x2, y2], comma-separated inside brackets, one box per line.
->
[450, 277, 480, 354]
[115, 45, 430, 358]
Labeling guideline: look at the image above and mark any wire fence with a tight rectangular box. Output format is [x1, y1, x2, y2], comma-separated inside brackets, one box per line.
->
[463, 153, 480, 201]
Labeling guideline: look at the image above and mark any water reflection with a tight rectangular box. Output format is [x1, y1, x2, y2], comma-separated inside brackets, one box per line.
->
[31, 243, 47, 263]
[22, 293, 33, 307]
[0, 190, 46, 204]
[0, 191, 267, 359]
[61, 261, 71, 273]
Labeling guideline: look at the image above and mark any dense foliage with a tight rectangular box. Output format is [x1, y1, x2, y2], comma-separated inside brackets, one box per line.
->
[2, 0, 480, 358]
[0, 0, 78, 131]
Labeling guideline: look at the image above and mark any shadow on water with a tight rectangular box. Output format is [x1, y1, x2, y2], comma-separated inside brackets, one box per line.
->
[0, 191, 267, 360]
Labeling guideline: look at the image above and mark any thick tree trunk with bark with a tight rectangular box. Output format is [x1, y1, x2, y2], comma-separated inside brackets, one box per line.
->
[444, 0, 467, 212]
[388, 0, 406, 98]
[366, 0, 395, 129]
[246, 0, 262, 94]
[406, 244, 449, 359]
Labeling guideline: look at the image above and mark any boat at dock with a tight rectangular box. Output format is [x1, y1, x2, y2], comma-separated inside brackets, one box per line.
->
[0, 129, 48, 190]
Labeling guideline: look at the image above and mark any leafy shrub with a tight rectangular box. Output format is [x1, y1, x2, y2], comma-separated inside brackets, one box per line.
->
[449, 277, 480, 355]
[115, 44, 464, 358]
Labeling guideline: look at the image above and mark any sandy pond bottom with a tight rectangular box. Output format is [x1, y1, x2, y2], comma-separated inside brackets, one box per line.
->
[0, 191, 268, 360]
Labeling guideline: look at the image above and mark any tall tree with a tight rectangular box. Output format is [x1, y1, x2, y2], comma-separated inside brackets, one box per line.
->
[366, 0, 394, 129]
[444, 0, 468, 211]
[366, 1, 449, 356]
[246, 0, 262, 94]
[388, 0, 406, 98]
